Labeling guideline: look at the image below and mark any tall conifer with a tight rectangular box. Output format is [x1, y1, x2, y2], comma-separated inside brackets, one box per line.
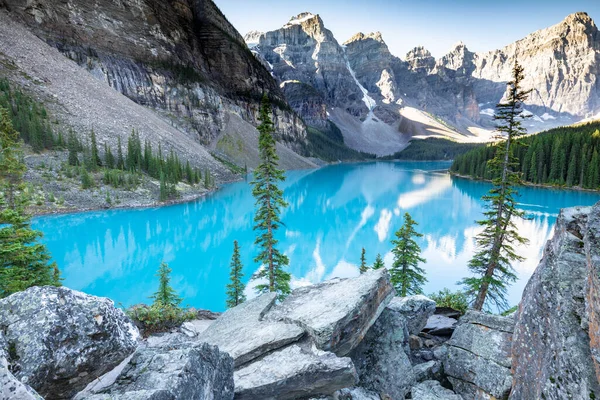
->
[226, 240, 246, 308]
[250, 95, 291, 300]
[390, 213, 427, 296]
[460, 62, 531, 312]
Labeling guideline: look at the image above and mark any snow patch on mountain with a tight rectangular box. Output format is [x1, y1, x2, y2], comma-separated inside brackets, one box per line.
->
[284, 13, 316, 28]
[344, 51, 376, 116]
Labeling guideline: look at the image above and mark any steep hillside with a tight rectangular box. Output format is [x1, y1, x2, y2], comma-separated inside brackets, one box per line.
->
[0, 0, 315, 169]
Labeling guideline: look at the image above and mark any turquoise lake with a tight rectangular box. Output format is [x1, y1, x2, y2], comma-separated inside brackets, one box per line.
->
[33, 161, 600, 311]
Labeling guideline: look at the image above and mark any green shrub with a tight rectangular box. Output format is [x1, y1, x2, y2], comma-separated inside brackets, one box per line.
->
[126, 303, 195, 336]
[428, 288, 469, 314]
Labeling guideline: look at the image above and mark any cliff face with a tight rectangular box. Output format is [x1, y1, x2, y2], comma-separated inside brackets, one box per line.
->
[511, 203, 600, 400]
[1, 0, 307, 149]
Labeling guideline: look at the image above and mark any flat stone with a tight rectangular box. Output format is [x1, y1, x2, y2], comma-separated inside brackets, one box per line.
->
[423, 314, 458, 336]
[0, 286, 139, 399]
[447, 320, 513, 368]
[198, 293, 305, 367]
[460, 310, 514, 334]
[234, 342, 357, 400]
[412, 360, 441, 383]
[434, 307, 462, 319]
[390, 295, 437, 335]
[412, 380, 463, 400]
[444, 346, 512, 399]
[180, 319, 214, 337]
[266, 269, 395, 356]
[333, 387, 381, 400]
[79, 342, 234, 400]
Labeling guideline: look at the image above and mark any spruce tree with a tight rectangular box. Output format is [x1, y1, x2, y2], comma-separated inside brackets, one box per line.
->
[226, 240, 246, 308]
[151, 262, 181, 307]
[359, 248, 368, 274]
[90, 129, 102, 169]
[117, 136, 125, 170]
[390, 213, 427, 296]
[250, 95, 291, 300]
[460, 62, 530, 312]
[0, 107, 60, 298]
[67, 130, 79, 167]
[373, 253, 385, 270]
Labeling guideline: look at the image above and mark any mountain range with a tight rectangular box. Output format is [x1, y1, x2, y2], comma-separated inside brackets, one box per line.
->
[246, 11, 600, 155]
[0, 1, 598, 166]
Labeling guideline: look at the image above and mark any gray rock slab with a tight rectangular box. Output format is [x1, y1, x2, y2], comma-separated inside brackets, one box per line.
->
[447, 321, 513, 368]
[266, 269, 395, 356]
[0, 286, 139, 399]
[412, 380, 464, 400]
[198, 293, 305, 367]
[350, 297, 415, 399]
[444, 346, 512, 399]
[234, 343, 357, 400]
[80, 342, 234, 400]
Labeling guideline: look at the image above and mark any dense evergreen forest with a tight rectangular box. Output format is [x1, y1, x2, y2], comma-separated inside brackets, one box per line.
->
[451, 121, 600, 190]
[0, 78, 212, 201]
[385, 138, 484, 161]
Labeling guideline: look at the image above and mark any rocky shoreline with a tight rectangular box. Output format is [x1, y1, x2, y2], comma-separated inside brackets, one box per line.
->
[2, 202, 599, 399]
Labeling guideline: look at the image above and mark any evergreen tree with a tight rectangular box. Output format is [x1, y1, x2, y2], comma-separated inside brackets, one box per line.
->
[390, 213, 427, 296]
[226, 240, 246, 308]
[67, 130, 79, 166]
[104, 143, 115, 170]
[117, 136, 125, 170]
[90, 129, 101, 169]
[373, 253, 385, 270]
[250, 95, 291, 300]
[460, 62, 530, 312]
[359, 248, 368, 274]
[150, 262, 181, 307]
[0, 107, 60, 298]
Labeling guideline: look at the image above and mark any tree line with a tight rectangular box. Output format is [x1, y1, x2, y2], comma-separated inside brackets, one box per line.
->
[451, 120, 600, 190]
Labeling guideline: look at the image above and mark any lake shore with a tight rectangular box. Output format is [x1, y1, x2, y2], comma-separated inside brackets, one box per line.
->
[450, 171, 600, 194]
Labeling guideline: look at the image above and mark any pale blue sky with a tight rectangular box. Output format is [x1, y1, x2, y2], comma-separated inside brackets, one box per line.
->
[214, 0, 600, 58]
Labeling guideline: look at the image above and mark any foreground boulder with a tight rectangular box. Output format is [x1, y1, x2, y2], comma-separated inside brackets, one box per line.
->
[80, 342, 234, 400]
[0, 286, 139, 400]
[198, 293, 305, 366]
[234, 341, 357, 399]
[1, 334, 42, 400]
[511, 204, 600, 400]
[444, 311, 514, 399]
[266, 269, 395, 356]
[350, 296, 427, 398]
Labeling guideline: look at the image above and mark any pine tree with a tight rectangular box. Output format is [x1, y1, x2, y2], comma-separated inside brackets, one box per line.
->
[67, 130, 79, 166]
[460, 62, 530, 312]
[150, 262, 181, 307]
[90, 129, 102, 169]
[250, 95, 291, 300]
[390, 213, 427, 296]
[0, 106, 60, 298]
[359, 248, 369, 274]
[104, 143, 115, 170]
[117, 136, 125, 170]
[226, 240, 246, 308]
[373, 253, 385, 270]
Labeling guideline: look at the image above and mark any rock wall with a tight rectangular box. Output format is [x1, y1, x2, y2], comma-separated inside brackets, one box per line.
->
[0, 0, 309, 166]
[511, 203, 600, 400]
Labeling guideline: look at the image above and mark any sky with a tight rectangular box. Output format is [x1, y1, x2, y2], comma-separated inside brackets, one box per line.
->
[214, 0, 600, 58]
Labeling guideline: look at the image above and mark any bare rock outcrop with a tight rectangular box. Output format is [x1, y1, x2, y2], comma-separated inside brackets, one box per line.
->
[510, 203, 600, 400]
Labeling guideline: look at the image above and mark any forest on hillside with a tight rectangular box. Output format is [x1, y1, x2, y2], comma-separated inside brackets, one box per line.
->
[450, 121, 600, 190]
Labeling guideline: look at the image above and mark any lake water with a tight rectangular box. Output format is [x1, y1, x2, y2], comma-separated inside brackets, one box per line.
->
[33, 161, 600, 312]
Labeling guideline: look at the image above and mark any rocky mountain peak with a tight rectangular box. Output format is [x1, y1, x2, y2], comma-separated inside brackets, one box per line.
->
[344, 31, 385, 45]
[563, 11, 595, 27]
[244, 30, 264, 47]
[438, 41, 475, 74]
[283, 12, 322, 29]
[405, 46, 436, 72]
